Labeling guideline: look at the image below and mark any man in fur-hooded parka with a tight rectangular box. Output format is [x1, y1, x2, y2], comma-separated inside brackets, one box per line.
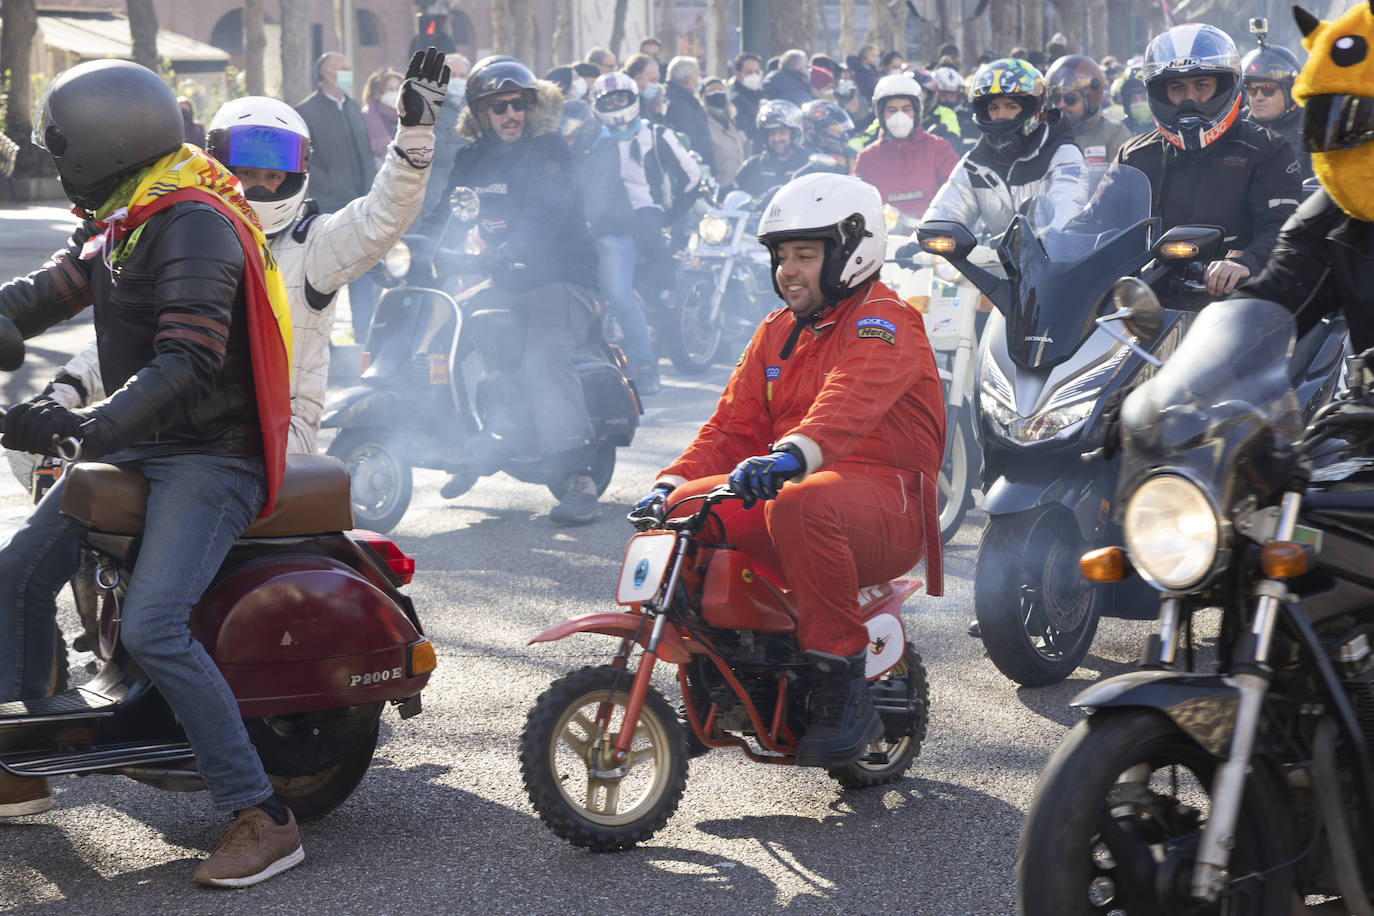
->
[436, 78, 598, 292]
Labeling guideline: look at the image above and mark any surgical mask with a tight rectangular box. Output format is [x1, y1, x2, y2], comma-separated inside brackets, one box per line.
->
[570, 77, 587, 99]
[453, 82, 467, 106]
[885, 111, 914, 138]
[642, 83, 663, 105]
[742, 72, 762, 91]
[1129, 100, 1151, 123]
[380, 90, 399, 109]
[837, 79, 856, 97]
[335, 69, 354, 93]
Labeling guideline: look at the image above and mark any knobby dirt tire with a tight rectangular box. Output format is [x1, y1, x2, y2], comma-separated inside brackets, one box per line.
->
[828, 644, 929, 789]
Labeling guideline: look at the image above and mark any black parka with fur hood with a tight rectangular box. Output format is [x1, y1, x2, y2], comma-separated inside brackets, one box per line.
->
[438, 79, 598, 291]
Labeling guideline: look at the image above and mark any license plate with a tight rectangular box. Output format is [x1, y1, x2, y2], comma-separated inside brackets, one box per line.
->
[616, 532, 677, 605]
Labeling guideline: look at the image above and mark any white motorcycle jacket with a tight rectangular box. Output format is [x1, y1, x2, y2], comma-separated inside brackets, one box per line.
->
[923, 118, 1090, 238]
[16, 122, 435, 459]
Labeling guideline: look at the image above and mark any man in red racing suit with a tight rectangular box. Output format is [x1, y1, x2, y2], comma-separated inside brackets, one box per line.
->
[634, 173, 944, 767]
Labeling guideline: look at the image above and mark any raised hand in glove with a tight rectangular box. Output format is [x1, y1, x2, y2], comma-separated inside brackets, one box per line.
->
[398, 46, 450, 128]
[2, 398, 81, 457]
[728, 445, 805, 509]
[628, 485, 674, 527]
[894, 240, 922, 262]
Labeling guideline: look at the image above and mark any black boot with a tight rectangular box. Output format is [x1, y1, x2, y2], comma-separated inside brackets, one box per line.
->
[795, 650, 884, 767]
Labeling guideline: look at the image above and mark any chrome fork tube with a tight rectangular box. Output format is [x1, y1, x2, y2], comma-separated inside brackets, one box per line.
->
[1191, 490, 1302, 901]
[1154, 598, 1182, 667]
[645, 535, 691, 654]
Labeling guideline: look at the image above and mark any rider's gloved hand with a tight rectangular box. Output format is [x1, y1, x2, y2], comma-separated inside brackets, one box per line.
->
[398, 46, 450, 128]
[728, 444, 805, 509]
[628, 484, 674, 527]
[2, 398, 80, 457]
[1098, 386, 1133, 461]
[895, 240, 922, 262]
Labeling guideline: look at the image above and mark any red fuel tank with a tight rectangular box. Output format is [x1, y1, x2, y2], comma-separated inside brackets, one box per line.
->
[699, 548, 797, 633]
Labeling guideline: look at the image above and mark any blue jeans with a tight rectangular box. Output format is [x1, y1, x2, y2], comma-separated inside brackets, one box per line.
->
[0, 452, 275, 813]
[595, 235, 655, 368]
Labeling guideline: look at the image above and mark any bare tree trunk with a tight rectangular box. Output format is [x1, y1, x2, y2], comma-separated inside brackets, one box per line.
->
[1, 0, 36, 134]
[865, 0, 896, 52]
[280, 0, 312, 104]
[657, 0, 678, 58]
[840, 0, 856, 57]
[244, 0, 266, 95]
[1022, 0, 1043, 55]
[988, 0, 1015, 56]
[609, 0, 629, 57]
[553, 0, 575, 64]
[1085, 0, 1107, 58]
[771, 0, 812, 54]
[127, 0, 159, 71]
[510, 0, 533, 64]
[705, 0, 730, 75]
[491, 0, 509, 57]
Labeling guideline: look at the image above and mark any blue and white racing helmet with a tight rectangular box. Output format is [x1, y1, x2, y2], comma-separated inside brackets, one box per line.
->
[1141, 23, 1243, 152]
[206, 96, 312, 235]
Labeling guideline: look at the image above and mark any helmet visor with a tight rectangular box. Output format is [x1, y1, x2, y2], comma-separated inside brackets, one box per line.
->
[206, 124, 309, 172]
[31, 81, 64, 155]
[1302, 94, 1374, 153]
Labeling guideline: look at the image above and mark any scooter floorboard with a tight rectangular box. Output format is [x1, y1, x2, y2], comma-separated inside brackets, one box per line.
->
[2, 741, 193, 777]
[0, 687, 117, 723]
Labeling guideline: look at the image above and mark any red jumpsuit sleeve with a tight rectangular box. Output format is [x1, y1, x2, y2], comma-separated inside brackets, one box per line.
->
[776, 293, 928, 471]
[657, 320, 775, 486]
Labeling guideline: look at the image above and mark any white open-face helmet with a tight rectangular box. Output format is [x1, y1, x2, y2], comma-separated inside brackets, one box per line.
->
[591, 71, 640, 129]
[206, 96, 311, 236]
[872, 72, 926, 122]
[932, 66, 963, 93]
[757, 173, 885, 302]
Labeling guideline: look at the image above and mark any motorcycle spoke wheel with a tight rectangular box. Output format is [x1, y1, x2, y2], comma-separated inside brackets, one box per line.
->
[1019, 709, 1294, 916]
[665, 275, 722, 375]
[520, 665, 688, 851]
[829, 645, 929, 789]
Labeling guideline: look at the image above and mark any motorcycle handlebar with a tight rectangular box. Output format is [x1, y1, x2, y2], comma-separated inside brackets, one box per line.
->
[627, 484, 742, 533]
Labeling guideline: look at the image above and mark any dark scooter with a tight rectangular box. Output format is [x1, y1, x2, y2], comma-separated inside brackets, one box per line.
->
[323, 188, 643, 533]
[0, 316, 434, 821]
[917, 164, 1348, 686]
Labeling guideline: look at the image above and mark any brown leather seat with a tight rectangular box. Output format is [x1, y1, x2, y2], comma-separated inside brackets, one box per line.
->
[60, 453, 355, 537]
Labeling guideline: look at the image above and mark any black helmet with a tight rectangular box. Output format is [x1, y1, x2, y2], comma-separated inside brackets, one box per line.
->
[1240, 45, 1301, 110]
[34, 59, 185, 212]
[560, 99, 599, 156]
[466, 55, 537, 133]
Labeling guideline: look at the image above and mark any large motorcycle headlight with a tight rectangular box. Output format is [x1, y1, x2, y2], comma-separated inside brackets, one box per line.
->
[383, 240, 411, 280]
[699, 215, 730, 245]
[1123, 475, 1220, 590]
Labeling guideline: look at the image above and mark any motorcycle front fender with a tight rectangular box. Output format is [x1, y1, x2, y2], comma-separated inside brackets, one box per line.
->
[1072, 670, 1238, 757]
[982, 464, 1115, 543]
[321, 386, 406, 430]
[529, 611, 693, 664]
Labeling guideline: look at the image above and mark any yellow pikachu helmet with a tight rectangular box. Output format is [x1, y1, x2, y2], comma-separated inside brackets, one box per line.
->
[1294, 0, 1374, 219]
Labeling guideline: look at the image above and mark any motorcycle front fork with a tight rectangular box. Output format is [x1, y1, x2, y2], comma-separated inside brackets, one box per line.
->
[1188, 489, 1302, 902]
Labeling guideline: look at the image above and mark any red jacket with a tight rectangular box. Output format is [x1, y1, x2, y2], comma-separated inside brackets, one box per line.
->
[658, 280, 945, 495]
[853, 130, 960, 218]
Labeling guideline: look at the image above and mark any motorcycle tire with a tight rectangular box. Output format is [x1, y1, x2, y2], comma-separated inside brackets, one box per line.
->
[828, 644, 929, 789]
[973, 510, 1101, 687]
[520, 664, 688, 852]
[938, 412, 977, 543]
[1019, 709, 1295, 915]
[327, 428, 413, 534]
[664, 272, 723, 375]
[250, 703, 383, 823]
[546, 440, 616, 501]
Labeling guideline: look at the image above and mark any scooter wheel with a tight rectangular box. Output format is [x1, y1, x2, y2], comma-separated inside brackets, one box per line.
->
[938, 413, 977, 543]
[327, 428, 413, 534]
[520, 665, 688, 851]
[828, 644, 929, 789]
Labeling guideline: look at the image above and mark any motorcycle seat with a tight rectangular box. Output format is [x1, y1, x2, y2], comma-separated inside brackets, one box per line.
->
[59, 453, 355, 537]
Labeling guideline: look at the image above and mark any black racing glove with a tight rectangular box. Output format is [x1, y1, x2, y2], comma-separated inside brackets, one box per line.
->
[1099, 386, 1133, 461]
[398, 46, 450, 128]
[2, 398, 80, 457]
[895, 240, 922, 262]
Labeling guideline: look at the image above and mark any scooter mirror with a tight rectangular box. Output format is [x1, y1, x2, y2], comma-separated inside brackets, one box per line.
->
[450, 186, 481, 223]
[1110, 277, 1164, 341]
[916, 221, 978, 261]
[0, 315, 22, 372]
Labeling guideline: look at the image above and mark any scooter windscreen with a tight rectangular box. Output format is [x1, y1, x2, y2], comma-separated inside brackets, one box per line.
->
[1001, 164, 1156, 370]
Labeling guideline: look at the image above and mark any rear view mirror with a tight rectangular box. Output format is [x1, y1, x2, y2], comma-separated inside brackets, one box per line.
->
[0, 315, 22, 372]
[1154, 225, 1224, 263]
[917, 221, 978, 262]
[450, 186, 481, 223]
[1109, 277, 1164, 341]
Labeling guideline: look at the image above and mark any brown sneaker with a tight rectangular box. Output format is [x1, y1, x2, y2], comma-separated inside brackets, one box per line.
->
[192, 806, 303, 888]
[0, 770, 52, 817]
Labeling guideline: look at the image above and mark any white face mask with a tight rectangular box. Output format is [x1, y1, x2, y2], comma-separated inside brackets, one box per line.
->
[569, 77, 587, 100]
[885, 111, 914, 139]
[741, 72, 762, 91]
[380, 90, 399, 109]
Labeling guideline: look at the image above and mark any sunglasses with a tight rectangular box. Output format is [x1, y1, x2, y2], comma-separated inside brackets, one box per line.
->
[1245, 82, 1281, 98]
[488, 97, 527, 115]
[1051, 93, 1081, 106]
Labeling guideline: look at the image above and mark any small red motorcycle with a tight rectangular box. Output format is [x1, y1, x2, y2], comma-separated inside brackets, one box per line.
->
[520, 484, 931, 851]
[0, 317, 435, 821]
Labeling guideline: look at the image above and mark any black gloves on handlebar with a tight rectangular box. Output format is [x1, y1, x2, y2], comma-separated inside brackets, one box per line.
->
[895, 240, 922, 262]
[1098, 386, 1134, 461]
[3, 398, 79, 457]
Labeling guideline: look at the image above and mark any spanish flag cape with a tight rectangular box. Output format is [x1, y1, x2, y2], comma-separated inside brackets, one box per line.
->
[81, 144, 293, 516]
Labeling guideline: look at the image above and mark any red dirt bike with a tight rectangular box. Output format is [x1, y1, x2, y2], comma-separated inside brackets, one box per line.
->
[519, 484, 931, 851]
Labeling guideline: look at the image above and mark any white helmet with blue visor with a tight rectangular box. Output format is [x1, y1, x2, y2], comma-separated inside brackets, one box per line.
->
[206, 96, 312, 235]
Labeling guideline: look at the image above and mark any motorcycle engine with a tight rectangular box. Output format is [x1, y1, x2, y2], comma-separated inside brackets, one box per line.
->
[1334, 630, 1374, 759]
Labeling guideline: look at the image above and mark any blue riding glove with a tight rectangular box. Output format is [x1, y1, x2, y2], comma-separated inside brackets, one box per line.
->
[628, 484, 674, 528]
[728, 445, 805, 509]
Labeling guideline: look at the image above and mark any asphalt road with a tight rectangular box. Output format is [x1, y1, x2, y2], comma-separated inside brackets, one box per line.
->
[0, 202, 1162, 914]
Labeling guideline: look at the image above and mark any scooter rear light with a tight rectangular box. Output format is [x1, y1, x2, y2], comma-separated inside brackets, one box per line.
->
[608, 343, 630, 371]
[408, 638, 437, 676]
[353, 530, 416, 585]
[360, 351, 372, 372]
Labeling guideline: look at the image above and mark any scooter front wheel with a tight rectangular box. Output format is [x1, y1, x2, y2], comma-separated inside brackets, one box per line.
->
[327, 428, 413, 534]
[938, 413, 977, 542]
[520, 665, 688, 851]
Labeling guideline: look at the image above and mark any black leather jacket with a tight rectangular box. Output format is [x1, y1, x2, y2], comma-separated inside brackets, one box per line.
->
[0, 201, 261, 459]
[1238, 188, 1374, 351]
